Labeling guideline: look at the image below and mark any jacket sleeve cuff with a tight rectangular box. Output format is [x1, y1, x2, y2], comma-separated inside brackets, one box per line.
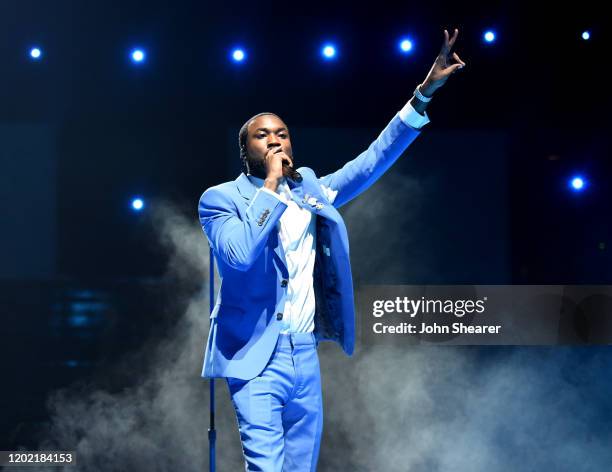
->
[399, 100, 430, 129]
[248, 187, 288, 226]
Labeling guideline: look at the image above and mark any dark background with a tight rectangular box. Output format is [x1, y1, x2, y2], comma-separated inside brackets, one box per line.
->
[2, 0, 609, 282]
[1, 0, 611, 469]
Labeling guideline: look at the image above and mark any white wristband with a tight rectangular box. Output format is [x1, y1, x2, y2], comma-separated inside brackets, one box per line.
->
[413, 84, 432, 103]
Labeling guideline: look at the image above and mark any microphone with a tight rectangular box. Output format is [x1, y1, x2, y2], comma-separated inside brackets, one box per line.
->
[283, 163, 302, 183]
[288, 167, 303, 183]
[271, 147, 302, 182]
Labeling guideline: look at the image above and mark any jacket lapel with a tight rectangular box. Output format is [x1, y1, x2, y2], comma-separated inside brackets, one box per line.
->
[288, 171, 339, 222]
[236, 173, 256, 201]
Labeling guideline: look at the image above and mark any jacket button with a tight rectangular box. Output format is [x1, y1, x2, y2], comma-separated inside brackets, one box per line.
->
[276, 312, 283, 320]
[281, 279, 288, 287]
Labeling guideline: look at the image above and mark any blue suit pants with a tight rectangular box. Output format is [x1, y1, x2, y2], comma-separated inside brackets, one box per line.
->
[226, 332, 323, 471]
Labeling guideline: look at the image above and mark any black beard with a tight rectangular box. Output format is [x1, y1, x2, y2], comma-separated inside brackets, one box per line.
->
[245, 156, 267, 179]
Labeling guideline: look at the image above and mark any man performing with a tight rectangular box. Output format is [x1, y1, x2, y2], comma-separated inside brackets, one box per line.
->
[198, 28, 466, 471]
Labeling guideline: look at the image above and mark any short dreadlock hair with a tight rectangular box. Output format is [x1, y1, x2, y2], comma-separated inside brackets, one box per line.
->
[238, 112, 283, 174]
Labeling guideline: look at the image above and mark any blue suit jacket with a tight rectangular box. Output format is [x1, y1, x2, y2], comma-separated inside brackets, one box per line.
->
[198, 112, 421, 379]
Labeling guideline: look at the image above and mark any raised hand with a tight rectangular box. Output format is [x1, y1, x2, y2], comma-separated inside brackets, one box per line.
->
[420, 28, 466, 97]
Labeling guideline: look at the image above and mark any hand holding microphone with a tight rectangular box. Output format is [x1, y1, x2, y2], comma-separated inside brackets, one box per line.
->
[264, 147, 302, 191]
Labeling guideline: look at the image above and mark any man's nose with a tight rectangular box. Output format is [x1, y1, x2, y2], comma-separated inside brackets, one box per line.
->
[267, 135, 281, 147]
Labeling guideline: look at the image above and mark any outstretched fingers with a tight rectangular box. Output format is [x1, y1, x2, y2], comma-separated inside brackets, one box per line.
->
[442, 29, 450, 54]
[441, 28, 459, 55]
[449, 28, 459, 48]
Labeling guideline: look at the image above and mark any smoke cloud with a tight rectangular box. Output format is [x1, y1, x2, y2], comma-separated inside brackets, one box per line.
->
[8, 181, 612, 472]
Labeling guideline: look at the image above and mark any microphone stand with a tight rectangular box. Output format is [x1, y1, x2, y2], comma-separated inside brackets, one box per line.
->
[208, 246, 216, 472]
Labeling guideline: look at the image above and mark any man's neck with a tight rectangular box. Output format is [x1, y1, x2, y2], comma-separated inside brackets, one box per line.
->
[247, 170, 267, 180]
[247, 173, 286, 185]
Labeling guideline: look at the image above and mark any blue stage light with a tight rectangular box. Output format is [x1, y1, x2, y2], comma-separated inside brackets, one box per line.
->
[68, 314, 89, 327]
[30, 47, 42, 60]
[231, 48, 246, 62]
[581, 31, 591, 40]
[131, 49, 146, 63]
[131, 198, 145, 211]
[569, 176, 586, 192]
[321, 44, 337, 60]
[483, 30, 496, 43]
[399, 38, 413, 54]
